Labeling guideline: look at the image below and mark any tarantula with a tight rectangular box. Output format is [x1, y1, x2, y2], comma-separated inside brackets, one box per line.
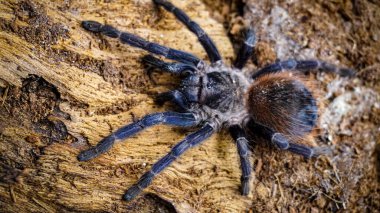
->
[78, 0, 354, 201]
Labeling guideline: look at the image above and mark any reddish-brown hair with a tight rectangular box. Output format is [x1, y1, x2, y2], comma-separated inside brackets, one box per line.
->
[246, 72, 319, 145]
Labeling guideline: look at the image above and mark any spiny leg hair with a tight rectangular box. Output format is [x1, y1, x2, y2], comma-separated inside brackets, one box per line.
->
[81, 21, 201, 65]
[78, 112, 198, 161]
[252, 59, 355, 79]
[153, 0, 222, 63]
[123, 124, 215, 201]
[229, 125, 252, 196]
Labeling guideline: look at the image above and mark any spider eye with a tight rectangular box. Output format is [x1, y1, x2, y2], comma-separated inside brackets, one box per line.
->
[247, 73, 318, 137]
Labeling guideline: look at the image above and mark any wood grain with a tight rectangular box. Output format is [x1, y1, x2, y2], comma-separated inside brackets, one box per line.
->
[0, 0, 254, 212]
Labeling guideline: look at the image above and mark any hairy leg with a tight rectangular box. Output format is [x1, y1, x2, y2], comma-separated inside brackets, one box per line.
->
[252, 122, 325, 158]
[156, 90, 191, 110]
[142, 55, 196, 75]
[77, 112, 198, 161]
[229, 125, 252, 196]
[82, 21, 201, 65]
[252, 59, 355, 79]
[234, 28, 256, 69]
[154, 0, 222, 63]
[123, 124, 215, 201]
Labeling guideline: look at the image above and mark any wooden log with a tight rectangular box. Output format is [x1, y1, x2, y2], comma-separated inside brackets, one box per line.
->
[1, 0, 379, 212]
[0, 0, 250, 212]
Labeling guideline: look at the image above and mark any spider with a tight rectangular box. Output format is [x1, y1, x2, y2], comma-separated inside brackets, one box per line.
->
[78, 0, 354, 201]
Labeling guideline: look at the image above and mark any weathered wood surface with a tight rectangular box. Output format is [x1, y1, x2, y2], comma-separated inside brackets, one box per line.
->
[1, 0, 379, 212]
[0, 0, 249, 212]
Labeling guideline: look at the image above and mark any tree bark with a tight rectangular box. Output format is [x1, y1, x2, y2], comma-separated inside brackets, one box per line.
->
[0, 0, 247, 212]
[1, 0, 379, 212]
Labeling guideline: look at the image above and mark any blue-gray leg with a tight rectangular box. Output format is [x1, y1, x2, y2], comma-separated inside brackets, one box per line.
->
[77, 112, 198, 161]
[156, 90, 190, 110]
[142, 55, 196, 75]
[272, 132, 330, 157]
[229, 125, 252, 195]
[153, 0, 222, 63]
[252, 122, 321, 158]
[123, 124, 215, 201]
[252, 59, 355, 79]
[82, 21, 201, 65]
[234, 28, 256, 69]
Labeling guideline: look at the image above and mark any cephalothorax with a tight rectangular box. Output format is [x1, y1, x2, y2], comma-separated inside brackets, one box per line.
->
[78, 0, 354, 201]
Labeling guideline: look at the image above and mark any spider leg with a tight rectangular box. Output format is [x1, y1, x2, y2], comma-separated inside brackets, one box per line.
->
[123, 124, 215, 201]
[156, 90, 190, 110]
[253, 122, 324, 158]
[252, 59, 355, 79]
[142, 55, 196, 75]
[234, 28, 256, 69]
[229, 125, 252, 196]
[82, 21, 201, 65]
[77, 112, 198, 161]
[153, 0, 222, 63]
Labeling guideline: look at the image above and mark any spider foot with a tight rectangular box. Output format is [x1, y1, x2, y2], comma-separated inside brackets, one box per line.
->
[240, 176, 250, 196]
[82, 20, 103, 32]
[123, 185, 142, 201]
[77, 135, 116, 161]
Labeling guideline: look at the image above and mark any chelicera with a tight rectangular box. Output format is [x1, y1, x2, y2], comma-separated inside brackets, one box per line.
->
[78, 0, 354, 201]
